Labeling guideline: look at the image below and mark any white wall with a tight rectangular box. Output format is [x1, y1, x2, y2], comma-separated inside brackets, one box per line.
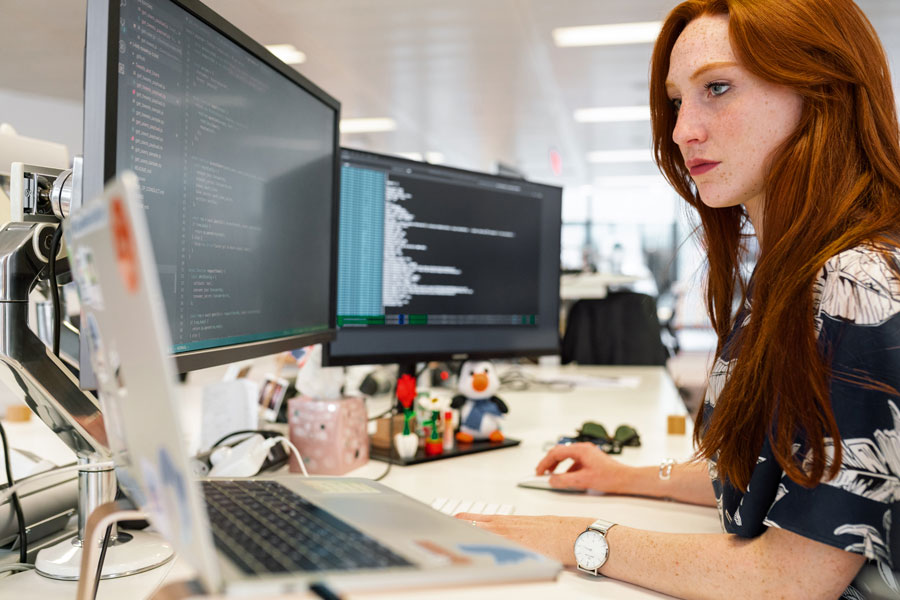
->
[0, 89, 82, 158]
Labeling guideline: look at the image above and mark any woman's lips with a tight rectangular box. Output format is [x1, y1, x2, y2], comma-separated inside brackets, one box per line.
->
[689, 161, 720, 176]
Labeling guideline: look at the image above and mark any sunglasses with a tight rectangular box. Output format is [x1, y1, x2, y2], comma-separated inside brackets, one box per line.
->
[558, 422, 641, 455]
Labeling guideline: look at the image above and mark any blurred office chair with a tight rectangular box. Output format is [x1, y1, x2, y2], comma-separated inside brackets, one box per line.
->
[561, 291, 669, 366]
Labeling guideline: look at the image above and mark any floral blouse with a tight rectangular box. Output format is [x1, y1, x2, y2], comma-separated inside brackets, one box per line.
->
[703, 245, 900, 598]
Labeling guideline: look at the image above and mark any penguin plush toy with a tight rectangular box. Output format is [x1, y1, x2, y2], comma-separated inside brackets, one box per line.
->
[451, 360, 508, 443]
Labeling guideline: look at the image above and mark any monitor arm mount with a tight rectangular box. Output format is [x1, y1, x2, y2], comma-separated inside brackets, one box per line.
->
[0, 162, 172, 579]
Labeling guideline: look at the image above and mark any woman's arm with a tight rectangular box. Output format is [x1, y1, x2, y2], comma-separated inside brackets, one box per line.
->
[455, 514, 865, 600]
[536, 442, 717, 507]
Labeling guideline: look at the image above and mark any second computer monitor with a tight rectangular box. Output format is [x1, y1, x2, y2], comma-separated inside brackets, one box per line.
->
[325, 148, 562, 366]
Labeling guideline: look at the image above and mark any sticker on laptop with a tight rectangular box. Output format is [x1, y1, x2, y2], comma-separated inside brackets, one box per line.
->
[71, 246, 104, 310]
[140, 456, 172, 542]
[109, 194, 140, 294]
[139, 448, 194, 548]
[456, 544, 543, 565]
[67, 194, 108, 238]
[158, 446, 193, 547]
[412, 540, 472, 566]
[82, 312, 108, 381]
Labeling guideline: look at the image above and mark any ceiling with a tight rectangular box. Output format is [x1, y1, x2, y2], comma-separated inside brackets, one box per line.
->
[3, 0, 900, 191]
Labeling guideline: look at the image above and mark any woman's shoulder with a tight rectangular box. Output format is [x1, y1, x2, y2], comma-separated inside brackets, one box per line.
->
[814, 243, 900, 328]
[821, 243, 900, 280]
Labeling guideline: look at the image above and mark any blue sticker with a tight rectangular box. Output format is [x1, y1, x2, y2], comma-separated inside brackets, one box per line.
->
[457, 545, 540, 564]
[158, 446, 192, 545]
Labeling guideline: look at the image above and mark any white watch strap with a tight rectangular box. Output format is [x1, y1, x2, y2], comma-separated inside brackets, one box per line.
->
[588, 518, 616, 536]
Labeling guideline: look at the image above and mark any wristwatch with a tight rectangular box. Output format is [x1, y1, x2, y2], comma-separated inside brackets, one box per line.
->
[573, 518, 616, 576]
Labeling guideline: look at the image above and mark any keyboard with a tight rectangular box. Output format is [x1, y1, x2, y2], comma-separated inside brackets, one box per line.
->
[202, 479, 413, 575]
[430, 497, 515, 516]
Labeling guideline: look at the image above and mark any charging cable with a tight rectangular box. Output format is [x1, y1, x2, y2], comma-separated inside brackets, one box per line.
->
[209, 435, 309, 478]
[268, 436, 308, 477]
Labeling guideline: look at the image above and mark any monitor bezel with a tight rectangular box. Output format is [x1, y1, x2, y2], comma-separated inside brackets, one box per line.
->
[82, 0, 340, 379]
[323, 147, 562, 367]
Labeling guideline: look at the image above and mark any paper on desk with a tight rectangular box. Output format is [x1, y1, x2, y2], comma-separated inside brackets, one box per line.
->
[539, 374, 641, 389]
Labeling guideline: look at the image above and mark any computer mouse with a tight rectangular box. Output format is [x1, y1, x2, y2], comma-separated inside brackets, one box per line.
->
[516, 474, 586, 493]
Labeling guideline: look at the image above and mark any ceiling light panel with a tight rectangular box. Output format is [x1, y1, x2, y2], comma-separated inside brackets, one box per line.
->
[552, 21, 662, 47]
[339, 118, 397, 134]
[574, 106, 651, 123]
[264, 44, 307, 65]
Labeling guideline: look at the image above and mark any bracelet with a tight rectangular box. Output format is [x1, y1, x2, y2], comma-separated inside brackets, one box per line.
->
[658, 458, 675, 480]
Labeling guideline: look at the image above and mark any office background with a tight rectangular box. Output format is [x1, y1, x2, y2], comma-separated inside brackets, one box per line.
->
[2, 0, 900, 353]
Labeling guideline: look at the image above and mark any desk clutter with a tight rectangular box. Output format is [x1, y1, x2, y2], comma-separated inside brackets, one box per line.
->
[366, 360, 521, 465]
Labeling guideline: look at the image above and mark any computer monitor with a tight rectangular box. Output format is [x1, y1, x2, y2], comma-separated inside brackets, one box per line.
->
[324, 148, 562, 370]
[81, 0, 340, 386]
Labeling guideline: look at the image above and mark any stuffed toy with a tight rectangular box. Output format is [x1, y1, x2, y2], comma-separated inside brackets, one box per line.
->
[451, 360, 508, 443]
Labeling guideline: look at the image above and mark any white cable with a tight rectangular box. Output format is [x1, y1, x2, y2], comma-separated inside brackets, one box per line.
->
[0, 563, 35, 579]
[0, 563, 34, 573]
[269, 436, 309, 477]
[0, 460, 116, 505]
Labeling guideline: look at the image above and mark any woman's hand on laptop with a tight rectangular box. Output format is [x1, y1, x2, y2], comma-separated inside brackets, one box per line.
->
[535, 442, 634, 493]
[455, 513, 593, 566]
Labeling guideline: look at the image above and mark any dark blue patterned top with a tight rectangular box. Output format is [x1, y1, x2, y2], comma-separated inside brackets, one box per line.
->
[703, 246, 900, 598]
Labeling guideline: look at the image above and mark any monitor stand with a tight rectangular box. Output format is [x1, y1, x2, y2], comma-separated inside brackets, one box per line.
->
[0, 220, 173, 579]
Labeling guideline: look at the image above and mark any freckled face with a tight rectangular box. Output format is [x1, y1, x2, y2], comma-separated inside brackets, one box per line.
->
[665, 14, 803, 220]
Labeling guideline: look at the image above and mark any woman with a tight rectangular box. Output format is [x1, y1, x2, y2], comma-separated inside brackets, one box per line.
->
[457, 0, 900, 597]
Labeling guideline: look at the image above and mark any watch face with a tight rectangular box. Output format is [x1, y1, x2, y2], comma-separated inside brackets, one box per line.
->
[574, 529, 609, 571]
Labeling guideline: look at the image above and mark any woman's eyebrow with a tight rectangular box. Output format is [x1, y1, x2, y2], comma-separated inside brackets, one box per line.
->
[666, 60, 738, 90]
[689, 60, 738, 81]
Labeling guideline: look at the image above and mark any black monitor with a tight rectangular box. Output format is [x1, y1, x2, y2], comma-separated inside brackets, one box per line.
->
[81, 0, 340, 387]
[324, 148, 562, 369]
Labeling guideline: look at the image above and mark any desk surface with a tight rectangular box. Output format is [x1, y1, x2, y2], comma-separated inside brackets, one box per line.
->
[1, 364, 720, 599]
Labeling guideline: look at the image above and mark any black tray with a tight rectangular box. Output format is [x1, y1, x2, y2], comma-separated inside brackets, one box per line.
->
[370, 437, 520, 466]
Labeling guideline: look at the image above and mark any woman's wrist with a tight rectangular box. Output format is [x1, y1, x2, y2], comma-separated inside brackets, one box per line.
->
[613, 464, 674, 499]
[557, 516, 598, 566]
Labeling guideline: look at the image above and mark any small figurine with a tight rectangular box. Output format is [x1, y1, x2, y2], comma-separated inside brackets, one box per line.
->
[452, 360, 508, 443]
[442, 409, 454, 451]
[418, 394, 451, 456]
[393, 373, 418, 460]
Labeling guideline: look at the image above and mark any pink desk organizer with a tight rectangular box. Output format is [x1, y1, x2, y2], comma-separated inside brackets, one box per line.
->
[287, 396, 369, 475]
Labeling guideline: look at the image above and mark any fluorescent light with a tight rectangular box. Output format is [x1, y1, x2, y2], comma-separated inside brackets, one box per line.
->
[264, 44, 306, 65]
[425, 152, 445, 164]
[574, 105, 650, 123]
[339, 118, 397, 134]
[553, 21, 662, 47]
[397, 152, 423, 161]
[587, 149, 653, 163]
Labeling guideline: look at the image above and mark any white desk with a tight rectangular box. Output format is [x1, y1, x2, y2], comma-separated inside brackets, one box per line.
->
[1, 365, 720, 599]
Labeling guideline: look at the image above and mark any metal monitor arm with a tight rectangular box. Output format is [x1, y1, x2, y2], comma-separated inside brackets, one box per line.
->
[0, 165, 171, 579]
[0, 210, 109, 461]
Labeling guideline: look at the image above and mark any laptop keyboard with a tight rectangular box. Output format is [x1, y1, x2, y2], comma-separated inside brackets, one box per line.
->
[201, 479, 414, 575]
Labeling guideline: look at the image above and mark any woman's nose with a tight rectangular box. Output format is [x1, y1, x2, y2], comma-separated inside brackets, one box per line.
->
[672, 102, 707, 147]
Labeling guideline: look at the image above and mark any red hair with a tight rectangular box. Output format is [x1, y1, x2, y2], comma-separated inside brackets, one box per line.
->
[650, 0, 900, 490]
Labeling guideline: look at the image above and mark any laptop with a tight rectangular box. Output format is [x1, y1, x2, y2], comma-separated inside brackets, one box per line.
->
[64, 171, 561, 596]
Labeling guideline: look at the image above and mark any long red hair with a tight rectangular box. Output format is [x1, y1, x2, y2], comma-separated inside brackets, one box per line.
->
[650, 0, 900, 490]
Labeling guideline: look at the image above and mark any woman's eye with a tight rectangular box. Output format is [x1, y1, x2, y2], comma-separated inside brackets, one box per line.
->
[671, 98, 682, 111]
[705, 82, 730, 96]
